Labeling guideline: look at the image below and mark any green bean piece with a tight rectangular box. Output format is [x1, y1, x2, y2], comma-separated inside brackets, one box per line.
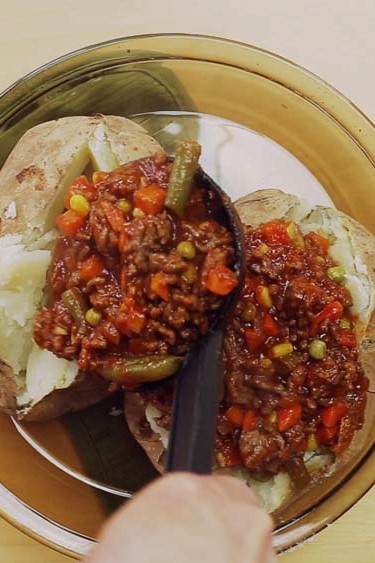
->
[61, 287, 88, 326]
[165, 140, 202, 217]
[98, 355, 183, 384]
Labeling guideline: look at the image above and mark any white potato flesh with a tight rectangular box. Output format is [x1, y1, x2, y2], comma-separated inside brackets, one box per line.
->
[18, 345, 79, 406]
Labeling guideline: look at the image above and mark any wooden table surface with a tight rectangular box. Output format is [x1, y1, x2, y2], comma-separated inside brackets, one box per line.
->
[1, 1, 374, 561]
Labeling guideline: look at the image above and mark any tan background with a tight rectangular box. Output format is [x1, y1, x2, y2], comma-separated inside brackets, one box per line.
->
[1, 1, 375, 561]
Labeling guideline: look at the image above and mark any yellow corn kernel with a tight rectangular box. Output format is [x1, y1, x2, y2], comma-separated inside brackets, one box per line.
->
[182, 263, 197, 284]
[316, 256, 326, 266]
[307, 433, 318, 451]
[132, 207, 144, 218]
[216, 452, 226, 468]
[268, 411, 277, 424]
[92, 171, 109, 184]
[286, 222, 305, 248]
[52, 326, 68, 335]
[270, 342, 294, 358]
[70, 194, 90, 217]
[254, 243, 270, 256]
[256, 286, 273, 309]
[118, 199, 133, 214]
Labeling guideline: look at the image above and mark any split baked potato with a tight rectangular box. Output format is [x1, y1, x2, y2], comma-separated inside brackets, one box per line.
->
[0, 115, 161, 420]
[124, 189, 375, 512]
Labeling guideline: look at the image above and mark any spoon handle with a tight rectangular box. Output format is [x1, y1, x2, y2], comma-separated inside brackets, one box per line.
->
[166, 328, 224, 474]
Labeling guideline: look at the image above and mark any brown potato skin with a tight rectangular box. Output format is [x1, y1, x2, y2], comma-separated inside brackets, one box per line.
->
[124, 189, 375, 474]
[0, 115, 162, 420]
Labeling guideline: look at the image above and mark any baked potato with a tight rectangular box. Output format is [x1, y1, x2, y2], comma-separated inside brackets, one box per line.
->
[124, 189, 375, 512]
[0, 115, 162, 420]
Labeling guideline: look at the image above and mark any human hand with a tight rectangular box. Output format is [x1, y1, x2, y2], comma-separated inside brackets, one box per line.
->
[86, 473, 276, 563]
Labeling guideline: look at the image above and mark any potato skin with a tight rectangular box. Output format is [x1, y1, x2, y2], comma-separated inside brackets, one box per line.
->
[0, 115, 162, 420]
[124, 392, 166, 474]
[0, 115, 162, 237]
[124, 188, 375, 506]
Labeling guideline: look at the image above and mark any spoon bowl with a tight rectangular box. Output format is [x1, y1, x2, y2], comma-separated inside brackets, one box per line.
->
[166, 167, 245, 473]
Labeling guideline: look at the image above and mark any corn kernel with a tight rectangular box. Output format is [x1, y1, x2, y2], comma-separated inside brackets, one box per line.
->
[286, 222, 305, 248]
[254, 243, 270, 256]
[268, 411, 277, 424]
[339, 318, 352, 329]
[182, 263, 197, 284]
[307, 433, 318, 451]
[52, 326, 68, 335]
[270, 342, 294, 358]
[133, 207, 144, 218]
[92, 171, 109, 184]
[255, 286, 273, 309]
[70, 194, 90, 217]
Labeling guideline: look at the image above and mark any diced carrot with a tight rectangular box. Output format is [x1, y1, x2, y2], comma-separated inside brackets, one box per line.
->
[316, 425, 338, 445]
[321, 403, 347, 428]
[277, 402, 302, 432]
[306, 232, 330, 254]
[261, 220, 291, 244]
[206, 265, 238, 296]
[150, 272, 170, 301]
[261, 313, 280, 336]
[225, 406, 244, 428]
[310, 300, 344, 336]
[56, 209, 85, 236]
[245, 328, 266, 352]
[336, 329, 357, 348]
[242, 409, 257, 432]
[78, 255, 104, 282]
[134, 184, 166, 215]
[116, 297, 146, 336]
[99, 320, 121, 346]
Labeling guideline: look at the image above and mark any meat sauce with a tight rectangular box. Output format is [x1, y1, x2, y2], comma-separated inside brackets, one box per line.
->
[33, 153, 237, 381]
[220, 220, 368, 475]
[144, 219, 368, 479]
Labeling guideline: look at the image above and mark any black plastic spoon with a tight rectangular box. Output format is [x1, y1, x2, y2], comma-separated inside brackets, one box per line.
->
[166, 167, 245, 474]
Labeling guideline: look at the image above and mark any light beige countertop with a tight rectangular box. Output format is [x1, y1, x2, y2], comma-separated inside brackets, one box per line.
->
[1, 1, 374, 561]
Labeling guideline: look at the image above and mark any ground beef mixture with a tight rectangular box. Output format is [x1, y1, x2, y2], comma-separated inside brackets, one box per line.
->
[143, 219, 368, 481]
[219, 219, 368, 476]
[33, 152, 237, 381]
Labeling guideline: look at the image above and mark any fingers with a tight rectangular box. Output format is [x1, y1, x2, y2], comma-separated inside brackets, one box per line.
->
[86, 473, 276, 563]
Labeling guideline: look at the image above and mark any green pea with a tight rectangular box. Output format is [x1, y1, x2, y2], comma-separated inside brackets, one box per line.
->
[242, 302, 257, 322]
[327, 266, 345, 283]
[308, 339, 327, 360]
[85, 308, 102, 327]
[118, 199, 132, 214]
[177, 241, 196, 260]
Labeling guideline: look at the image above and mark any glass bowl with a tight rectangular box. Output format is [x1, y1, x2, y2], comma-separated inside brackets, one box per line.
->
[0, 34, 374, 558]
